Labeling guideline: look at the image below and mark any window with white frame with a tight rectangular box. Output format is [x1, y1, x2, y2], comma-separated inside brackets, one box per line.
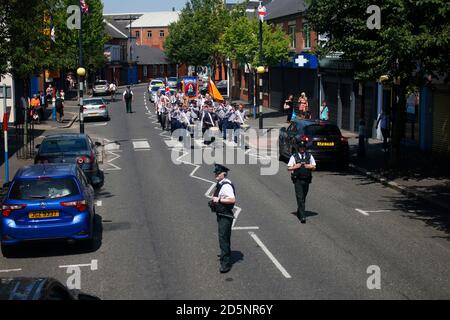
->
[303, 22, 311, 49]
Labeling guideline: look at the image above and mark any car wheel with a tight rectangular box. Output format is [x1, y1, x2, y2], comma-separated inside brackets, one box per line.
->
[1, 243, 14, 258]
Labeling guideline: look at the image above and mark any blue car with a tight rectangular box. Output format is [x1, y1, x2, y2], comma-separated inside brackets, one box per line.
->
[1, 164, 96, 257]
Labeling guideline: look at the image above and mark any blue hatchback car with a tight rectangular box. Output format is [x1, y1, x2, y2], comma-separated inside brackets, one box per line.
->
[1, 164, 95, 256]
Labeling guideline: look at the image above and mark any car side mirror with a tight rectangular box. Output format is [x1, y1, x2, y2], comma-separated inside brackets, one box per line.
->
[35, 144, 41, 149]
[95, 142, 102, 147]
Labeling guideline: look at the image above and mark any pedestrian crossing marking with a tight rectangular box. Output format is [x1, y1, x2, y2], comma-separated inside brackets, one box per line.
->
[132, 141, 151, 150]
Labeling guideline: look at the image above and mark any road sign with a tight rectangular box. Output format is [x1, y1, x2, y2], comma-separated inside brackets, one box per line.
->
[258, 3, 266, 22]
[293, 53, 318, 69]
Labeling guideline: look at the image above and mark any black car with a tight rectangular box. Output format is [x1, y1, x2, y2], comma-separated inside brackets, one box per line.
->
[0, 277, 99, 300]
[34, 134, 104, 188]
[279, 119, 349, 168]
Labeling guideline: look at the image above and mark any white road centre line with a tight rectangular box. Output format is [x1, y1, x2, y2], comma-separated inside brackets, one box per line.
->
[0, 268, 22, 273]
[249, 232, 292, 279]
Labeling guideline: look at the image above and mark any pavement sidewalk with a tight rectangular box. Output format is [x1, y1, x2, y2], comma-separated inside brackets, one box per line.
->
[243, 105, 450, 212]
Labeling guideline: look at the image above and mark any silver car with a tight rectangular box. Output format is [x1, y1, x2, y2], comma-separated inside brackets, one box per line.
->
[83, 98, 109, 120]
[93, 80, 109, 96]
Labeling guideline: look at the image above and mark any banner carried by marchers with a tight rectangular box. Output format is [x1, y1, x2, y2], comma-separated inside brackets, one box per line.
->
[182, 76, 198, 99]
[208, 79, 224, 102]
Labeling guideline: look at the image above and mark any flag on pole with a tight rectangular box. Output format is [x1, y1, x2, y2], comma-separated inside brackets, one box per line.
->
[80, 0, 89, 15]
[208, 79, 224, 102]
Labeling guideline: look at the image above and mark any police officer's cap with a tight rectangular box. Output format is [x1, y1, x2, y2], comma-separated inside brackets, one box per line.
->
[297, 140, 307, 148]
[214, 164, 230, 174]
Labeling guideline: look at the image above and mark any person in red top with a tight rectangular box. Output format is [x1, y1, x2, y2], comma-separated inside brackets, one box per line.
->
[298, 92, 309, 119]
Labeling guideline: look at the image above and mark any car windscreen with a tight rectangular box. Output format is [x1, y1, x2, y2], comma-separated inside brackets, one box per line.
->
[95, 81, 107, 86]
[9, 177, 80, 200]
[40, 138, 89, 154]
[84, 99, 103, 105]
[304, 124, 341, 136]
[151, 86, 160, 92]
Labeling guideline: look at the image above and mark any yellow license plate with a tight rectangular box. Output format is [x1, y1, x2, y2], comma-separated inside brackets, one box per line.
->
[29, 211, 60, 219]
[317, 142, 335, 147]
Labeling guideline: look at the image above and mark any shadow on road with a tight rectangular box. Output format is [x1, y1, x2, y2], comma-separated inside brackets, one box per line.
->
[231, 251, 244, 265]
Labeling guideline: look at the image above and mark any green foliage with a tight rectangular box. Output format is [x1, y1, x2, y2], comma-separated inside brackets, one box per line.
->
[217, 17, 290, 68]
[0, 0, 108, 78]
[306, 0, 450, 84]
[165, 0, 247, 66]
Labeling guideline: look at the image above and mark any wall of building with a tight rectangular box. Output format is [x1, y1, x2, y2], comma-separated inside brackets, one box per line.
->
[132, 27, 169, 50]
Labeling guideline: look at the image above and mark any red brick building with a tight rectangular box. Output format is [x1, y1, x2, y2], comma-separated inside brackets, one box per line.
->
[128, 11, 179, 50]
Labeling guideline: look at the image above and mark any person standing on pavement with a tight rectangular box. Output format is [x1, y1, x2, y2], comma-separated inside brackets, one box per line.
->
[320, 100, 329, 121]
[287, 140, 316, 224]
[298, 92, 309, 119]
[55, 93, 64, 123]
[284, 94, 294, 122]
[122, 85, 134, 113]
[208, 164, 236, 273]
[39, 91, 46, 120]
[376, 108, 390, 152]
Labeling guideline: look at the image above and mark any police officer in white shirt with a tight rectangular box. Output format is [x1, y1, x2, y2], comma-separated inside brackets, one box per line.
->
[209, 164, 236, 273]
[287, 140, 316, 223]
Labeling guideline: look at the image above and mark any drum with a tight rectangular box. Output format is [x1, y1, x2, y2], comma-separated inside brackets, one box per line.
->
[241, 124, 250, 131]
[209, 127, 220, 132]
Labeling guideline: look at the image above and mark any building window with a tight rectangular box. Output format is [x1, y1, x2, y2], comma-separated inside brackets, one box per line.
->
[160, 30, 165, 37]
[135, 30, 140, 39]
[147, 30, 152, 38]
[303, 22, 311, 49]
[289, 25, 296, 49]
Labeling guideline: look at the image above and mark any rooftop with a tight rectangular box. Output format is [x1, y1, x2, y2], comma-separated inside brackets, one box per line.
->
[126, 11, 180, 28]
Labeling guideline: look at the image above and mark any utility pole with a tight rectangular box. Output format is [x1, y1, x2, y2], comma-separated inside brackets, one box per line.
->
[129, 15, 133, 85]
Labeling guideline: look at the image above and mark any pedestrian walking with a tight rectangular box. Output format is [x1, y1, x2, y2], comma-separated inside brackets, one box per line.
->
[298, 92, 309, 119]
[284, 94, 294, 122]
[376, 108, 390, 152]
[358, 118, 366, 157]
[287, 140, 316, 223]
[123, 85, 134, 113]
[55, 93, 64, 123]
[208, 164, 236, 273]
[320, 100, 329, 121]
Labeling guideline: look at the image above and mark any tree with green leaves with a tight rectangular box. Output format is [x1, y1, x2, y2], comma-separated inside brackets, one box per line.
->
[0, 0, 107, 88]
[305, 0, 450, 166]
[165, 0, 247, 69]
[216, 16, 290, 70]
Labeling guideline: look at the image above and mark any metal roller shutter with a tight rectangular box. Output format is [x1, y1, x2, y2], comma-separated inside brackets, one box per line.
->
[432, 91, 450, 156]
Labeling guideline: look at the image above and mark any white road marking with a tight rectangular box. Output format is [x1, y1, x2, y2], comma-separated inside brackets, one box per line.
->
[96, 200, 102, 207]
[249, 232, 292, 279]
[0, 268, 22, 273]
[59, 259, 98, 271]
[104, 151, 122, 171]
[355, 208, 370, 216]
[355, 208, 392, 216]
[233, 227, 259, 230]
[132, 141, 151, 149]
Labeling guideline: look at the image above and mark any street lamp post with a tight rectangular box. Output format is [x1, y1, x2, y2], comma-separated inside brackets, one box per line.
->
[257, 2, 266, 129]
[78, 4, 85, 134]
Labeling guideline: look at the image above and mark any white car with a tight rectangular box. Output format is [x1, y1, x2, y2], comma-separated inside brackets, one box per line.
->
[93, 80, 109, 96]
[83, 98, 109, 120]
[149, 86, 161, 102]
[148, 80, 165, 93]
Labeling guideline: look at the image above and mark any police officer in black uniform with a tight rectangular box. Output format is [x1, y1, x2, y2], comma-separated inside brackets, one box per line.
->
[287, 140, 316, 223]
[209, 164, 236, 273]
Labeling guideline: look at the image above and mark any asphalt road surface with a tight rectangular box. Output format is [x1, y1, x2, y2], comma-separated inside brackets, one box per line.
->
[1, 85, 449, 300]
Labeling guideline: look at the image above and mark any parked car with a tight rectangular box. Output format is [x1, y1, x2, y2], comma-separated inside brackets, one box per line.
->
[149, 85, 162, 103]
[92, 80, 109, 96]
[0, 277, 100, 300]
[278, 119, 349, 168]
[0, 164, 96, 257]
[34, 134, 104, 188]
[82, 98, 109, 120]
[167, 77, 178, 89]
[157, 87, 176, 99]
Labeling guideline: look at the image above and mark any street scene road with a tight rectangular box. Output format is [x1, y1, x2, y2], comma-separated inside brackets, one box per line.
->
[1, 0, 450, 302]
[1, 84, 449, 300]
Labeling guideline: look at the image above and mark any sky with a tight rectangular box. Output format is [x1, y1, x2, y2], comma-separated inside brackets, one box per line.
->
[102, 0, 242, 14]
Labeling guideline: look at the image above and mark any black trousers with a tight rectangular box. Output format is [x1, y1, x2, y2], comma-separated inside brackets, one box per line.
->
[294, 180, 310, 220]
[125, 100, 132, 113]
[217, 215, 233, 267]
